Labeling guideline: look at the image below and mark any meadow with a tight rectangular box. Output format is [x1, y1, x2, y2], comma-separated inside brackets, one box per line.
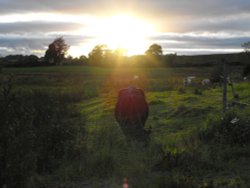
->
[1, 65, 250, 188]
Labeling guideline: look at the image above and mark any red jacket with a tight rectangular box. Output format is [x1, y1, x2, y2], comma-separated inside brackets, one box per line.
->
[115, 86, 149, 127]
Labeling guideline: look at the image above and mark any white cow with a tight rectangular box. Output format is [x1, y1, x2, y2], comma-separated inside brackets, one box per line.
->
[202, 78, 210, 86]
[183, 76, 195, 85]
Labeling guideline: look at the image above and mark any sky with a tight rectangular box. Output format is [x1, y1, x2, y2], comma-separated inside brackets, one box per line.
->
[0, 0, 250, 57]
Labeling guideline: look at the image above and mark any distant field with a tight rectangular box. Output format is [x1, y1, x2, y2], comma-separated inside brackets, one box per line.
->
[1, 65, 250, 187]
[1, 65, 216, 91]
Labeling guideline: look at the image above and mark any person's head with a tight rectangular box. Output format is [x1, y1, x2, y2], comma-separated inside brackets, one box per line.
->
[123, 177, 128, 183]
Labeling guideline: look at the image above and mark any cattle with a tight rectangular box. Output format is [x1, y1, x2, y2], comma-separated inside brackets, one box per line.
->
[202, 78, 210, 86]
[183, 76, 195, 86]
[115, 86, 149, 143]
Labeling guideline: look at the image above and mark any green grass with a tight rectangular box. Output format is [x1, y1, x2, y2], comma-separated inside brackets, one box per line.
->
[1, 65, 250, 187]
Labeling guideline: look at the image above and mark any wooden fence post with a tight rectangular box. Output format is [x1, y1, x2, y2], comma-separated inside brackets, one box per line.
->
[222, 58, 228, 114]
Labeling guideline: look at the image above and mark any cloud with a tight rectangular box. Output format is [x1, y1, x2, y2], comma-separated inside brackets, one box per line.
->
[151, 32, 250, 54]
[0, 22, 83, 34]
[1, 0, 250, 17]
[0, 33, 97, 57]
[0, 0, 119, 15]
[161, 13, 250, 33]
[1, 30, 248, 57]
[0, 0, 250, 56]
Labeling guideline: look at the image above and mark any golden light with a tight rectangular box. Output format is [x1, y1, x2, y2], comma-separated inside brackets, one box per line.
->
[84, 14, 157, 56]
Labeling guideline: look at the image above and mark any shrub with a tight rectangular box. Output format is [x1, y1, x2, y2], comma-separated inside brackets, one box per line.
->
[199, 111, 250, 146]
[242, 63, 250, 77]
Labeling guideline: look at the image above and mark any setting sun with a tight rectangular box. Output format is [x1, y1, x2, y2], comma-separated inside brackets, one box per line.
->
[82, 14, 156, 56]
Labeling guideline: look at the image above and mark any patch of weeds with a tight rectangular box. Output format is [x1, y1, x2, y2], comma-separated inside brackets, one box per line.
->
[171, 105, 189, 117]
[0, 83, 85, 187]
[178, 87, 186, 94]
[149, 100, 165, 105]
[193, 88, 203, 95]
[199, 110, 250, 146]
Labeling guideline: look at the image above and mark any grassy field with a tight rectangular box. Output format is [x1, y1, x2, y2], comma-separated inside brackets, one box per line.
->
[1, 65, 250, 187]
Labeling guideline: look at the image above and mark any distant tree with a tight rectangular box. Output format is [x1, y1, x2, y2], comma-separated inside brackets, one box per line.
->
[88, 44, 108, 65]
[64, 55, 88, 65]
[79, 55, 88, 64]
[145, 44, 163, 65]
[26, 55, 39, 66]
[69, 55, 87, 65]
[45, 37, 69, 65]
[165, 53, 177, 66]
[242, 41, 250, 54]
[67, 55, 73, 61]
[2, 55, 39, 67]
[145, 44, 163, 57]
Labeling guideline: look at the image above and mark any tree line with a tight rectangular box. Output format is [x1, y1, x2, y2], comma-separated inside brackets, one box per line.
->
[0, 37, 250, 69]
[0, 37, 167, 67]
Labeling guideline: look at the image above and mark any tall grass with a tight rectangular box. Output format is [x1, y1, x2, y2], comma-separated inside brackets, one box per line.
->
[0, 78, 86, 187]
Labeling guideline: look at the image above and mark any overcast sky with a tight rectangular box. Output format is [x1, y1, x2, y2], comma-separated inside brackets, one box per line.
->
[0, 0, 250, 57]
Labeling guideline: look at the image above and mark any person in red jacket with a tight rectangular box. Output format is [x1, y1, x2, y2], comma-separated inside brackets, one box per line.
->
[115, 86, 149, 143]
[123, 177, 129, 188]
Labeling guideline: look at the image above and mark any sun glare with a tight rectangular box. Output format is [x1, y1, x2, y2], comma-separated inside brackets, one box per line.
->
[83, 14, 156, 56]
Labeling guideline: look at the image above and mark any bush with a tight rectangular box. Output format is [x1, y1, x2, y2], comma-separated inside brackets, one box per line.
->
[243, 63, 250, 77]
[199, 111, 250, 146]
